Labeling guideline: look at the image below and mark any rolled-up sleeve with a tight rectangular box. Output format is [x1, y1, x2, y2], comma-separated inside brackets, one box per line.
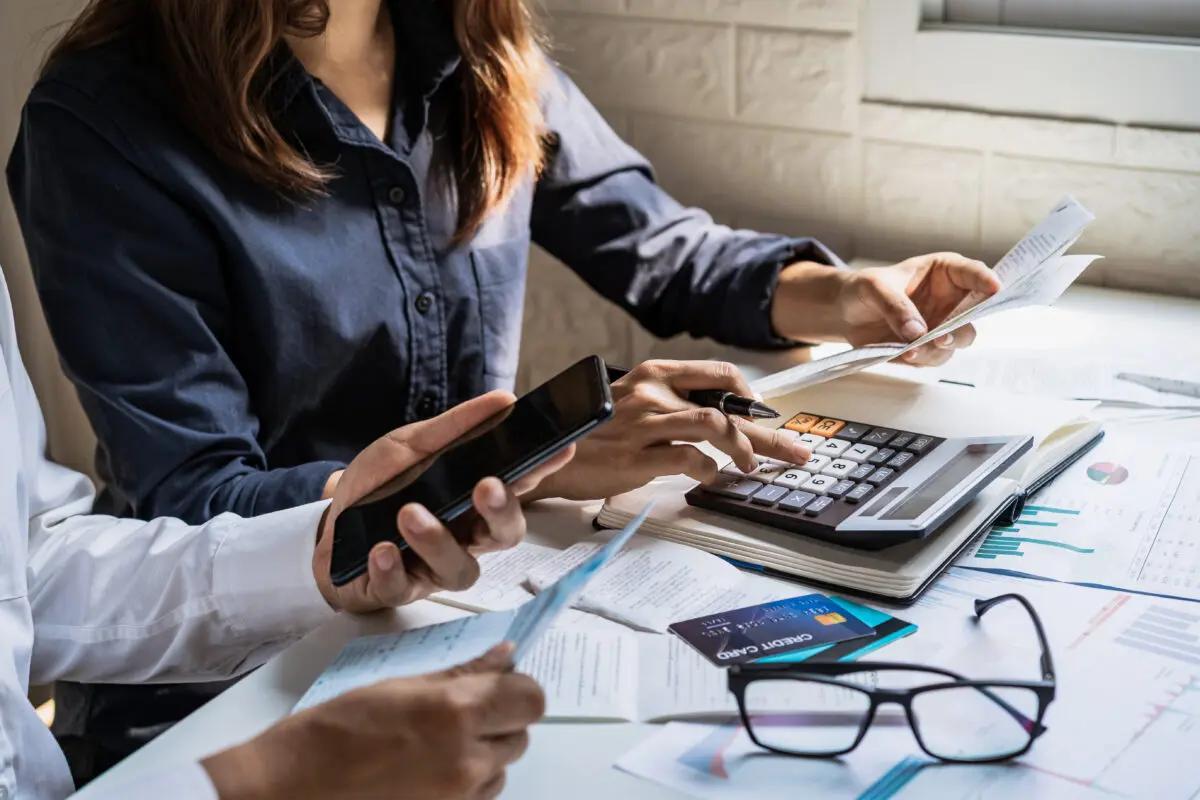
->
[531, 66, 844, 349]
[7, 86, 344, 523]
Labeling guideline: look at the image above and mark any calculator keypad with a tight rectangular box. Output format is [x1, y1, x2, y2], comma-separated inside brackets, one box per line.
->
[685, 411, 947, 549]
[867, 448, 895, 465]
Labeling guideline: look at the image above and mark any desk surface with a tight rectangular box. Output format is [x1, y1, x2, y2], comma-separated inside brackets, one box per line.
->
[80, 284, 1200, 799]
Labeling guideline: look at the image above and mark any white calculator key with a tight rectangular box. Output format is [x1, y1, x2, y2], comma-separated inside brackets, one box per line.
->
[816, 438, 851, 458]
[798, 454, 831, 474]
[797, 432, 827, 448]
[821, 458, 857, 479]
[774, 469, 810, 489]
[843, 443, 878, 463]
[719, 460, 751, 478]
[749, 461, 787, 482]
[801, 474, 836, 495]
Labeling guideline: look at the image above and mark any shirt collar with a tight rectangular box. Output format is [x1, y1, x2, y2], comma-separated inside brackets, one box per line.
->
[268, 0, 461, 150]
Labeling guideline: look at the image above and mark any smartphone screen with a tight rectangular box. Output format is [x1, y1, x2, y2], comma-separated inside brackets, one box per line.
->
[330, 355, 613, 585]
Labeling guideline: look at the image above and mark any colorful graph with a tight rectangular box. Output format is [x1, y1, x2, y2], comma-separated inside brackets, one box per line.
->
[1116, 605, 1200, 666]
[974, 505, 1094, 560]
[1087, 461, 1129, 485]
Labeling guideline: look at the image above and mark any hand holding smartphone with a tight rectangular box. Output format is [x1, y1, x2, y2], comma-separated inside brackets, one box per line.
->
[329, 356, 614, 586]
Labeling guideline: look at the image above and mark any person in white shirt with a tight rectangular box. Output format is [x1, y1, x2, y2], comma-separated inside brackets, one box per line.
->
[0, 270, 568, 800]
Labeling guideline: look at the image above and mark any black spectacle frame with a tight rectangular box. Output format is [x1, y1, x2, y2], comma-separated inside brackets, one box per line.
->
[727, 593, 1056, 764]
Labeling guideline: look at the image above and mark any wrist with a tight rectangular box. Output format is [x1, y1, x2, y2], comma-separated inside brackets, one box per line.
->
[769, 261, 850, 343]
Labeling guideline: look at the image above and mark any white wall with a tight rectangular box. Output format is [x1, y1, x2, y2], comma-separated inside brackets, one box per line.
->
[5, 2, 1198, 438]
[0, 0, 93, 474]
[516, 0, 1200, 388]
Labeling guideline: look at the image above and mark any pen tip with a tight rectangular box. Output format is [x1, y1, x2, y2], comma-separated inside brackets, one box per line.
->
[749, 404, 780, 419]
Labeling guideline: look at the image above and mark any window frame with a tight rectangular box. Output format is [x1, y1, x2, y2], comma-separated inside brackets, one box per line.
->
[863, 0, 1200, 128]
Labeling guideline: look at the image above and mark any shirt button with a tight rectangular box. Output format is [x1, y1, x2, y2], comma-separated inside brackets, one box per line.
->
[388, 185, 406, 205]
[415, 292, 434, 314]
[417, 393, 438, 419]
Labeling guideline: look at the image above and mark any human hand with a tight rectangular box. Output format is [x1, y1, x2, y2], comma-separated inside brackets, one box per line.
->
[202, 642, 543, 800]
[771, 253, 1001, 367]
[312, 390, 575, 613]
[526, 360, 810, 502]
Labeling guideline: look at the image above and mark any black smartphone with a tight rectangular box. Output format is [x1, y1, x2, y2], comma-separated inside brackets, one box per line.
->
[329, 355, 614, 586]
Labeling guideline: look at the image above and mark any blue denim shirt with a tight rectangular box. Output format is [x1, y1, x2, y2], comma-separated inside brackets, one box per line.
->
[8, 3, 841, 524]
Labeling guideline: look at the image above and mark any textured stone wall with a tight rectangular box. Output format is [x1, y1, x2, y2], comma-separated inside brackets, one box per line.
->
[517, 0, 1200, 389]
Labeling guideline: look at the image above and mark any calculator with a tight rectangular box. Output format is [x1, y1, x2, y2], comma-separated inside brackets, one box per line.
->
[685, 411, 1033, 550]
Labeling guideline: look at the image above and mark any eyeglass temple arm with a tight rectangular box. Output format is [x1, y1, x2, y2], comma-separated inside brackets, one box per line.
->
[975, 593, 1057, 682]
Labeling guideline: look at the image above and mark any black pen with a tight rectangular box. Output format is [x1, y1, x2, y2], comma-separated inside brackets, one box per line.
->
[606, 366, 780, 419]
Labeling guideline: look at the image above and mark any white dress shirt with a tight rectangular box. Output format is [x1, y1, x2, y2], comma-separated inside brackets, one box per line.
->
[0, 268, 335, 799]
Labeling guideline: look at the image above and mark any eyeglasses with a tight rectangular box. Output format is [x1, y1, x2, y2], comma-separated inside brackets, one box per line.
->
[727, 593, 1055, 763]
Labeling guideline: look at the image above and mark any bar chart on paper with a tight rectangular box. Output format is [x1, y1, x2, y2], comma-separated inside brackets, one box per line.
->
[973, 505, 1093, 560]
[963, 440, 1200, 601]
[1115, 604, 1200, 666]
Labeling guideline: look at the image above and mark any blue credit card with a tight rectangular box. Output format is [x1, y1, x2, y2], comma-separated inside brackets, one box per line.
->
[668, 593, 876, 667]
[752, 596, 918, 664]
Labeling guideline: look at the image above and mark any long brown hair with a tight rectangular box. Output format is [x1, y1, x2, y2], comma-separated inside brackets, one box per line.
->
[45, 0, 547, 242]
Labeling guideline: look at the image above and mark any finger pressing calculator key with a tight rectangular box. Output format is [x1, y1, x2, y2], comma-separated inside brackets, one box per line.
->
[685, 411, 1031, 550]
[797, 432, 827, 448]
[749, 461, 788, 482]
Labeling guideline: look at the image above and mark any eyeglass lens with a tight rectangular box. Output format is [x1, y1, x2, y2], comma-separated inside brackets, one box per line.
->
[743, 673, 1039, 760]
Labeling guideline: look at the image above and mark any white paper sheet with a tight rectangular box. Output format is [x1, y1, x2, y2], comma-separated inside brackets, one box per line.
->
[431, 541, 559, 611]
[618, 569, 1200, 800]
[526, 533, 791, 632]
[883, 569, 1200, 800]
[293, 504, 653, 711]
[937, 351, 1200, 408]
[615, 721, 1100, 800]
[956, 433, 1200, 600]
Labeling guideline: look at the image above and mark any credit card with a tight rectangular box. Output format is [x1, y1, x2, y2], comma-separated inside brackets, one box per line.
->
[752, 596, 918, 664]
[668, 593, 876, 667]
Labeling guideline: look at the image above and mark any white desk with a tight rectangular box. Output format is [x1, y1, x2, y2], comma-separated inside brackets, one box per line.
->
[79, 285, 1200, 799]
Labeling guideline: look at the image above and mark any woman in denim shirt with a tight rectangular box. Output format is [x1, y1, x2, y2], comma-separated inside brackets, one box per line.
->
[7, 0, 997, 779]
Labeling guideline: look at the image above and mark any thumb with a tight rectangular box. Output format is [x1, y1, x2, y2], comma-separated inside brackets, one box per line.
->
[862, 276, 927, 342]
[404, 390, 516, 458]
[440, 641, 516, 678]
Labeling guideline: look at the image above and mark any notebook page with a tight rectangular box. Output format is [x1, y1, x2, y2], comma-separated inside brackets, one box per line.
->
[294, 503, 654, 711]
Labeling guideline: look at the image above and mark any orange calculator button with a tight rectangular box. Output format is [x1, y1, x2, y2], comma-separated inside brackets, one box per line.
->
[784, 413, 821, 433]
[812, 418, 846, 436]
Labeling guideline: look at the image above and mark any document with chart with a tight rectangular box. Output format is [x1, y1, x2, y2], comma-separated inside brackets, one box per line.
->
[619, 569, 1200, 800]
[959, 433, 1200, 601]
[293, 503, 653, 711]
[753, 195, 1097, 398]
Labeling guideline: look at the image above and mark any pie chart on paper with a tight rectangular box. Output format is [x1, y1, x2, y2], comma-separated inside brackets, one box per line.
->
[1087, 462, 1129, 485]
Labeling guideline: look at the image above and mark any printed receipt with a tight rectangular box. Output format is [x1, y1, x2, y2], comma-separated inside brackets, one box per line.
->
[753, 195, 1098, 399]
[293, 503, 654, 712]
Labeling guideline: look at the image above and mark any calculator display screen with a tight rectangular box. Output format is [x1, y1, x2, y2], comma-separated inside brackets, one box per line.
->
[881, 443, 1004, 520]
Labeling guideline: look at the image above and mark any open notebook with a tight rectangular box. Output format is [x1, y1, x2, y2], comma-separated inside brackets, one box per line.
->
[598, 373, 1101, 604]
